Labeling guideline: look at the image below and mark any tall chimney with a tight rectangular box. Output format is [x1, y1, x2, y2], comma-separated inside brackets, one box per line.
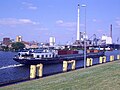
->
[110, 24, 112, 39]
[77, 4, 80, 41]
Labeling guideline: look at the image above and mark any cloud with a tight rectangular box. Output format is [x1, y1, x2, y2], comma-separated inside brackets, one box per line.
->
[56, 20, 76, 30]
[35, 27, 48, 31]
[0, 33, 4, 36]
[28, 6, 37, 10]
[92, 19, 102, 23]
[56, 20, 76, 27]
[22, 2, 38, 10]
[97, 29, 103, 33]
[0, 18, 39, 26]
[92, 19, 97, 22]
[56, 20, 85, 31]
[115, 18, 120, 28]
[56, 20, 64, 24]
[80, 24, 85, 27]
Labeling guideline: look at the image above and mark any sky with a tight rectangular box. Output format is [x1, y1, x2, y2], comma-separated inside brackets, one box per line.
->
[0, 0, 120, 44]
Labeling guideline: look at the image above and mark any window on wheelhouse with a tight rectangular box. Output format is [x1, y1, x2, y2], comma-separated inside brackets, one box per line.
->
[49, 54, 51, 58]
[37, 55, 40, 58]
[41, 55, 44, 58]
[46, 55, 48, 58]
[53, 54, 54, 58]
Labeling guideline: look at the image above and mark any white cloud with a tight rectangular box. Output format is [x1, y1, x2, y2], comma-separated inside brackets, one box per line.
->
[0, 18, 39, 26]
[115, 18, 120, 28]
[28, 6, 37, 10]
[22, 2, 38, 10]
[92, 19, 97, 22]
[92, 19, 102, 23]
[18, 19, 38, 24]
[56, 20, 76, 28]
[80, 24, 85, 27]
[35, 27, 48, 31]
[0, 33, 4, 36]
[56, 20, 85, 30]
[97, 29, 103, 33]
[56, 20, 63, 24]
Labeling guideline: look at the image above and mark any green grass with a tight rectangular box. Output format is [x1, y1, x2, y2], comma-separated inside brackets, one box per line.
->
[1, 60, 120, 90]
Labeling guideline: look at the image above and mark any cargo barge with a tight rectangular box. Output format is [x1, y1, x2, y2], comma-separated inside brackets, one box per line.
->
[13, 49, 105, 65]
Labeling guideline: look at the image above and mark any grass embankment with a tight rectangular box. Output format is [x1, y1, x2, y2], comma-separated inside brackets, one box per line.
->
[1, 60, 120, 90]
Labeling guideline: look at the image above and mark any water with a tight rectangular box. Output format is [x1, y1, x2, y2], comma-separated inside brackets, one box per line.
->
[0, 51, 29, 85]
[0, 50, 120, 86]
[0, 64, 23, 70]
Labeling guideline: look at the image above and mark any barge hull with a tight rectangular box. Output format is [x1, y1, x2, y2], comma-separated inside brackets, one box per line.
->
[13, 52, 104, 65]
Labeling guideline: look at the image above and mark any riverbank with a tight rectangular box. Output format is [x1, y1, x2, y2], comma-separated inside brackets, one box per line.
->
[1, 60, 120, 90]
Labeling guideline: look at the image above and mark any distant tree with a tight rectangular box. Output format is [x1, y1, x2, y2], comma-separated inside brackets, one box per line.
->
[1, 46, 9, 51]
[11, 42, 25, 51]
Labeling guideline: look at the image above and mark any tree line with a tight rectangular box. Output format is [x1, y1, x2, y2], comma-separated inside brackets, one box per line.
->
[1, 42, 25, 51]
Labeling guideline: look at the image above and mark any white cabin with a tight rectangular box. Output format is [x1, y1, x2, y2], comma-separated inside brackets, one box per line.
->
[32, 52, 55, 59]
[18, 49, 57, 59]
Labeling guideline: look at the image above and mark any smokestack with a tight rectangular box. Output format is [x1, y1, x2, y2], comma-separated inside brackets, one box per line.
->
[110, 24, 112, 39]
[77, 4, 80, 41]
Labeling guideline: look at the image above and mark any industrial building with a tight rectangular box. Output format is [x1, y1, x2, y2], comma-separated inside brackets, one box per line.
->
[49, 37, 55, 46]
[101, 35, 112, 45]
[3, 38, 11, 46]
[16, 36, 22, 42]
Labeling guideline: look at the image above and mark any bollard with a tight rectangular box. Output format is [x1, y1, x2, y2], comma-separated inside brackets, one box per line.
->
[86, 58, 90, 66]
[63, 60, 76, 71]
[103, 56, 106, 63]
[110, 55, 114, 61]
[86, 58, 92, 66]
[117, 55, 120, 60]
[90, 58, 93, 66]
[30, 65, 36, 79]
[36, 64, 43, 77]
[99, 56, 106, 63]
[71, 60, 76, 70]
[99, 56, 103, 64]
[63, 61, 68, 72]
